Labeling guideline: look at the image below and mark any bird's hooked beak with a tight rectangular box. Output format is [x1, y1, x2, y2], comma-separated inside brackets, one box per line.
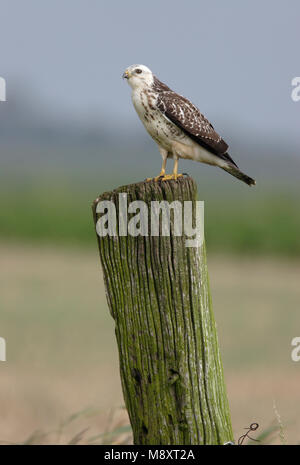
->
[122, 69, 130, 80]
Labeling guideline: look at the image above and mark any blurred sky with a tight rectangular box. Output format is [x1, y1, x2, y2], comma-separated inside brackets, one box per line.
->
[0, 0, 299, 140]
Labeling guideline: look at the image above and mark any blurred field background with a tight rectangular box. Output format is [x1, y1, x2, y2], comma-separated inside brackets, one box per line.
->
[0, 0, 300, 444]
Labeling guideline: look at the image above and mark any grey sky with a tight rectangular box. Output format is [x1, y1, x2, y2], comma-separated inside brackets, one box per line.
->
[0, 0, 299, 141]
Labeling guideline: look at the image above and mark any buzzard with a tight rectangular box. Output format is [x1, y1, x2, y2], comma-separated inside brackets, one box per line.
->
[122, 64, 256, 186]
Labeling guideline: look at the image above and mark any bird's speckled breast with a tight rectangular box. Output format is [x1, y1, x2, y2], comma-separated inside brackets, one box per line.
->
[132, 88, 185, 150]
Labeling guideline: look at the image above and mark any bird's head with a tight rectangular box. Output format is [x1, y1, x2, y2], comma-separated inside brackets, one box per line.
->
[122, 64, 154, 89]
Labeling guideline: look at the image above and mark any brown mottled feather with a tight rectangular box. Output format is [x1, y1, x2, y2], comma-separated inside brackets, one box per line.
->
[153, 76, 238, 167]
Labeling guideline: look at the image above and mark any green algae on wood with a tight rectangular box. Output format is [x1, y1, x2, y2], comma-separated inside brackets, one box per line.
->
[92, 176, 233, 445]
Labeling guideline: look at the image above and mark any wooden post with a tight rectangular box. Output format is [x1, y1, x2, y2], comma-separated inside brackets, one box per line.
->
[92, 176, 233, 445]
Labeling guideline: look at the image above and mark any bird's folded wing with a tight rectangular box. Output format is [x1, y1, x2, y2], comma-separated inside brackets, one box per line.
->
[157, 91, 229, 156]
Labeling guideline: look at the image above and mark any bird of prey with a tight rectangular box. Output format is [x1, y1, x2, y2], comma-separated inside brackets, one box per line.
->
[122, 64, 256, 186]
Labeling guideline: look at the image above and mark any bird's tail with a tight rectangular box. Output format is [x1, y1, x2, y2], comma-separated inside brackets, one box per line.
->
[222, 164, 256, 186]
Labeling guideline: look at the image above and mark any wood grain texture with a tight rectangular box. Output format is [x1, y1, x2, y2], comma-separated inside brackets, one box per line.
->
[92, 177, 233, 445]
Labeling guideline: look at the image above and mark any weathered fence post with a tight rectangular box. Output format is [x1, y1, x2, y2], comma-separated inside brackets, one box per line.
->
[92, 176, 233, 445]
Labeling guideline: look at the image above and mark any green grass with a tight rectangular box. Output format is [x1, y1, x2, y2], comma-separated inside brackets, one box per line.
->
[0, 168, 299, 255]
[205, 191, 300, 255]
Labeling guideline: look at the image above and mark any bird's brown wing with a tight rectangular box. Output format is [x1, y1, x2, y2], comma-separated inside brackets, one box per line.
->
[154, 80, 237, 166]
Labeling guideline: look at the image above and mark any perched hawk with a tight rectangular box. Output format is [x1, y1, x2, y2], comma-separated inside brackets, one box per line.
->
[123, 64, 256, 186]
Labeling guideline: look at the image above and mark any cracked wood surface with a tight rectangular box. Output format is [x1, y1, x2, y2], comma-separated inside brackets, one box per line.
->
[92, 177, 233, 445]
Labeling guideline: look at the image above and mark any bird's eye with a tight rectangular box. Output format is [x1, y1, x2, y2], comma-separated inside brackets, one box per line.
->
[135, 69, 142, 74]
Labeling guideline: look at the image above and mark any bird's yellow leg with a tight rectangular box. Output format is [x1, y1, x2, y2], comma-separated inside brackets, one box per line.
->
[161, 157, 183, 181]
[146, 157, 167, 182]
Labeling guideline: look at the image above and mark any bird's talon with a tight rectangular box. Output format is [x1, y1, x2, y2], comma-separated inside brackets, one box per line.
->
[146, 172, 166, 182]
[161, 173, 183, 181]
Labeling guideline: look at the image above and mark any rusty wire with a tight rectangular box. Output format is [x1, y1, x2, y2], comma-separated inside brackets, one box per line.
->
[238, 422, 260, 445]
